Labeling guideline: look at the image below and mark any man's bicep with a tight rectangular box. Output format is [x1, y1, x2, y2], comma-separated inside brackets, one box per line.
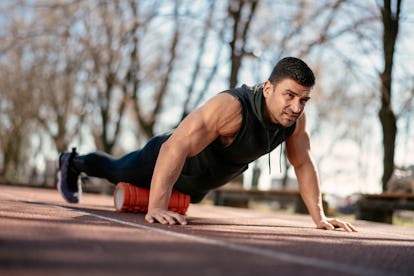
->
[167, 110, 218, 157]
[169, 93, 241, 156]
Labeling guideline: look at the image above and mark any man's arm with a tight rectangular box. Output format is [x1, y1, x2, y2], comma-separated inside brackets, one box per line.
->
[145, 93, 242, 225]
[286, 114, 357, 232]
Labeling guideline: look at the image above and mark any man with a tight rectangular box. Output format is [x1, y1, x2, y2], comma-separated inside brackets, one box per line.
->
[58, 57, 357, 232]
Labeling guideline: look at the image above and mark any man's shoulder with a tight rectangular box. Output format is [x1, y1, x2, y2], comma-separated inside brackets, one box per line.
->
[218, 83, 263, 103]
[225, 83, 263, 94]
[197, 92, 242, 117]
[209, 90, 241, 106]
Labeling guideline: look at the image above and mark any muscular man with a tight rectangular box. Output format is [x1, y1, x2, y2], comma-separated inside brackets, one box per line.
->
[58, 57, 357, 232]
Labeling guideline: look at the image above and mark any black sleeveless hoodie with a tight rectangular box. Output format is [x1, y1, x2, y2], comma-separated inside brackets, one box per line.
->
[174, 84, 296, 203]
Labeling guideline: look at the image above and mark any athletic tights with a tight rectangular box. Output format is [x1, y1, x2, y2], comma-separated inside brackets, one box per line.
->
[73, 135, 170, 189]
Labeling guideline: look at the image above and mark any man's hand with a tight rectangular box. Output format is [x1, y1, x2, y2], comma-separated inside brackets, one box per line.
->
[145, 209, 187, 225]
[316, 218, 358, 232]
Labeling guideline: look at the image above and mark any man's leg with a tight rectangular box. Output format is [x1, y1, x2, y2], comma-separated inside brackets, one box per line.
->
[58, 134, 170, 203]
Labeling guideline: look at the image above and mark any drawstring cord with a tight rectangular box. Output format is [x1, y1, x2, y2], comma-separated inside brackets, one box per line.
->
[279, 142, 283, 173]
[266, 132, 271, 175]
[267, 140, 283, 174]
[267, 130, 284, 175]
[279, 128, 285, 173]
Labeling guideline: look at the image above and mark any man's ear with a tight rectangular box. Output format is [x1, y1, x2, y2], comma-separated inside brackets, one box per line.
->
[263, 80, 273, 97]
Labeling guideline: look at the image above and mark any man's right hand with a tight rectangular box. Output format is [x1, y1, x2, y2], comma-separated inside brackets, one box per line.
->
[145, 209, 187, 225]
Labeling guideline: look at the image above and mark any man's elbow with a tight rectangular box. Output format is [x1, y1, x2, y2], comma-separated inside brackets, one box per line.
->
[160, 138, 190, 159]
[290, 155, 315, 173]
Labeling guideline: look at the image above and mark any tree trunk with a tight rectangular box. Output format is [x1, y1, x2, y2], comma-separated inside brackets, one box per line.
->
[379, 0, 401, 191]
[228, 0, 258, 88]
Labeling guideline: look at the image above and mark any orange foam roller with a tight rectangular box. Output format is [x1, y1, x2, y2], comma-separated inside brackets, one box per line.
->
[114, 182, 190, 215]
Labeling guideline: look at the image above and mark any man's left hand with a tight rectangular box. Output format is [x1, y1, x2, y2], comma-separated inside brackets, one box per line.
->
[316, 218, 358, 232]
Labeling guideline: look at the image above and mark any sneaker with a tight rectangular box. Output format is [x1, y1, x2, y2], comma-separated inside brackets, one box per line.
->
[57, 147, 81, 203]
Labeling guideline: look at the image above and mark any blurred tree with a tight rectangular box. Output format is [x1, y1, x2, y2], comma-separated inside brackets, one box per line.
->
[122, 0, 183, 139]
[378, 0, 402, 191]
[227, 0, 259, 88]
[0, 39, 34, 180]
[0, 1, 88, 155]
[77, 0, 130, 153]
[180, 1, 218, 120]
[29, 2, 87, 153]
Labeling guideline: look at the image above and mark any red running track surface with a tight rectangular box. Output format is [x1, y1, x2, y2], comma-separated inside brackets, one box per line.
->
[1, 185, 414, 276]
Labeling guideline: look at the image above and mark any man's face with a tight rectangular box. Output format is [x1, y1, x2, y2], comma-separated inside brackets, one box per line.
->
[263, 78, 312, 127]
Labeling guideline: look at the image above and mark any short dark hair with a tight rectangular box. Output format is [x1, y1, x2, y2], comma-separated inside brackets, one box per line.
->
[268, 57, 315, 87]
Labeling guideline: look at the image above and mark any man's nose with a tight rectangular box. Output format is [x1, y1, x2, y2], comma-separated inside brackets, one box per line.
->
[291, 102, 302, 113]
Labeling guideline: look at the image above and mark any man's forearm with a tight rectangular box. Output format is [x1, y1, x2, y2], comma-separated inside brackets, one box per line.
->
[148, 142, 187, 211]
[295, 161, 326, 224]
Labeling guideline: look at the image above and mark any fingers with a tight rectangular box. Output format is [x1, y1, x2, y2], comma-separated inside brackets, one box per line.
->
[318, 219, 358, 232]
[331, 220, 358, 232]
[317, 220, 335, 231]
[329, 219, 358, 232]
[145, 210, 187, 225]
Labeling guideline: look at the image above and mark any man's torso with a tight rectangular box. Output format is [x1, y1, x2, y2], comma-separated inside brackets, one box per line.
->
[173, 84, 296, 202]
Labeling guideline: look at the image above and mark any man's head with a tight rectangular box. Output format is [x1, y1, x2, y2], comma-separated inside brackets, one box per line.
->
[268, 57, 315, 87]
[263, 57, 315, 127]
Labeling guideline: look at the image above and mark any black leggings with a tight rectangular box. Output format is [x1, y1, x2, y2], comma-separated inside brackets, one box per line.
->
[73, 135, 170, 189]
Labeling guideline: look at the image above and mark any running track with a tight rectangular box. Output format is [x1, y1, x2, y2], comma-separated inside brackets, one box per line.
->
[1, 185, 413, 275]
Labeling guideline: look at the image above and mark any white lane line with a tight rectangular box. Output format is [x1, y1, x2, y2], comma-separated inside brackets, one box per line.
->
[56, 205, 394, 276]
[1, 191, 396, 276]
